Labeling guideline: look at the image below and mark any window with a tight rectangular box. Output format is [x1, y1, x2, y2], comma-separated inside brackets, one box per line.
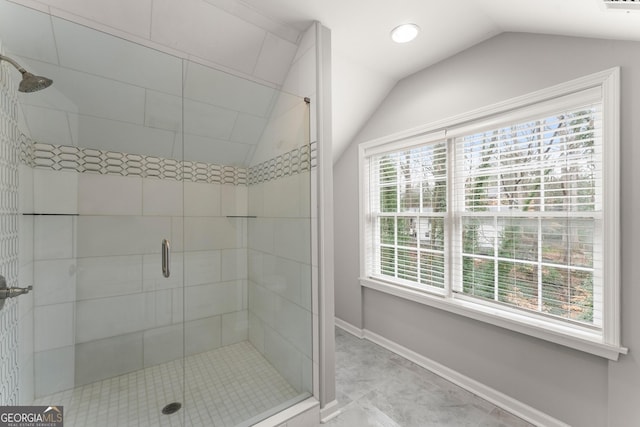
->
[370, 142, 447, 289]
[359, 69, 625, 360]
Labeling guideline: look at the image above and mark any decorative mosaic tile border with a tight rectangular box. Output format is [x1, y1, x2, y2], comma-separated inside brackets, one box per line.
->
[20, 140, 247, 185]
[247, 143, 313, 185]
[19, 138, 316, 186]
[310, 140, 318, 169]
[18, 134, 34, 167]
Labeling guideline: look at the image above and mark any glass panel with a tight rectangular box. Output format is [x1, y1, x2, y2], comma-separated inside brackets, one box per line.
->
[542, 266, 594, 323]
[462, 217, 495, 257]
[379, 217, 395, 245]
[380, 246, 396, 277]
[461, 107, 600, 214]
[378, 155, 398, 213]
[420, 251, 445, 288]
[373, 144, 448, 215]
[542, 218, 594, 268]
[462, 256, 494, 299]
[372, 143, 447, 290]
[3, 6, 190, 424]
[497, 218, 538, 262]
[2, 2, 313, 425]
[397, 249, 418, 282]
[379, 185, 397, 212]
[541, 265, 570, 318]
[419, 217, 444, 251]
[378, 155, 398, 184]
[398, 143, 447, 213]
[400, 184, 421, 211]
[461, 215, 596, 324]
[566, 269, 595, 324]
[184, 59, 313, 424]
[397, 217, 417, 247]
[497, 261, 539, 307]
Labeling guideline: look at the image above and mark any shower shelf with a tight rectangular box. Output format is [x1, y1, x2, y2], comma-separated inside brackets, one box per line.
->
[22, 213, 79, 216]
[23, 214, 256, 217]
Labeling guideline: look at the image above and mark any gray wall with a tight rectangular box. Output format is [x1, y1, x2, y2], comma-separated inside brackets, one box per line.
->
[333, 32, 640, 427]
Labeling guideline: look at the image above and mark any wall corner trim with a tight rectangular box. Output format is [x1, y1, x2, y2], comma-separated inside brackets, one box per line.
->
[335, 318, 570, 427]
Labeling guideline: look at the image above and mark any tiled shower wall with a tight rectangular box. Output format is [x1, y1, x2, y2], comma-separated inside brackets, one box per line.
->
[247, 170, 313, 394]
[2, 5, 319, 405]
[18, 145, 35, 405]
[24, 138, 313, 399]
[25, 143, 250, 398]
[246, 24, 317, 396]
[0, 48, 35, 406]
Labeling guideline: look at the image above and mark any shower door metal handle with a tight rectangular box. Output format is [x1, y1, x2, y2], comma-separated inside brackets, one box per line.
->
[162, 239, 171, 278]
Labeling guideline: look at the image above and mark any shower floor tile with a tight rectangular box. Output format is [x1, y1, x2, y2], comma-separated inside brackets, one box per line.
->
[34, 341, 306, 427]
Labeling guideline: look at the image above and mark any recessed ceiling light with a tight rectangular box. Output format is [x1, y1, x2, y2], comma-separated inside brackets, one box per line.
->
[390, 23, 420, 43]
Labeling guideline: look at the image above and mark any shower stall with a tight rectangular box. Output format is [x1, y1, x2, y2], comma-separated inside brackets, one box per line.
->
[0, 1, 332, 425]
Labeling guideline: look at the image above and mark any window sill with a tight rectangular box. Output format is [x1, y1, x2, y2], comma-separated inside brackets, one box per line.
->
[360, 277, 628, 361]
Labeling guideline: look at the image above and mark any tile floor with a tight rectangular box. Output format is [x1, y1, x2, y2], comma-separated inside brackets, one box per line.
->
[33, 329, 536, 427]
[34, 341, 309, 427]
[327, 328, 535, 427]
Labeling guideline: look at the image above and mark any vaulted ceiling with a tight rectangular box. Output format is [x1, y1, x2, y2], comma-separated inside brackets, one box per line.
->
[5, 0, 640, 163]
[240, 0, 640, 160]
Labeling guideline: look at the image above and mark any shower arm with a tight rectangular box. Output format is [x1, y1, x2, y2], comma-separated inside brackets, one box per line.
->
[0, 54, 28, 74]
[0, 53, 52, 92]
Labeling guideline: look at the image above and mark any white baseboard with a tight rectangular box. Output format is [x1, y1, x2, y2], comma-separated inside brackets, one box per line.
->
[335, 318, 569, 427]
[334, 317, 365, 338]
[319, 399, 341, 424]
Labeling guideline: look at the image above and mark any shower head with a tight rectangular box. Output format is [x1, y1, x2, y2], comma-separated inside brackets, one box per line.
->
[18, 71, 53, 93]
[0, 54, 52, 92]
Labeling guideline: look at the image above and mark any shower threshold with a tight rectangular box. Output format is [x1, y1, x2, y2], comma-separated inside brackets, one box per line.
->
[34, 341, 309, 427]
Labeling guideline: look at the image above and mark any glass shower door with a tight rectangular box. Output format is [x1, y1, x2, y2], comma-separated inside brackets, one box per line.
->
[2, 3, 189, 424]
[180, 59, 313, 426]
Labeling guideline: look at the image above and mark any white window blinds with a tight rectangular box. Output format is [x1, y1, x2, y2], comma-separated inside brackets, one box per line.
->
[452, 101, 603, 326]
[368, 139, 447, 290]
[360, 69, 622, 357]
[366, 95, 604, 326]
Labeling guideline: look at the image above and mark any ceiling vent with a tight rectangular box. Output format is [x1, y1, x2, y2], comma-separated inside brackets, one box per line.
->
[603, 0, 640, 10]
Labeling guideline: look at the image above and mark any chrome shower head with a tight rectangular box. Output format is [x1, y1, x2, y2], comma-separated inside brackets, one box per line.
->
[18, 70, 53, 93]
[0, 54, 53, 92]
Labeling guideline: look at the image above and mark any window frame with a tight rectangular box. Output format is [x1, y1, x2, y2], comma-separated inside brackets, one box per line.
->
[358, 68, 626, 360]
